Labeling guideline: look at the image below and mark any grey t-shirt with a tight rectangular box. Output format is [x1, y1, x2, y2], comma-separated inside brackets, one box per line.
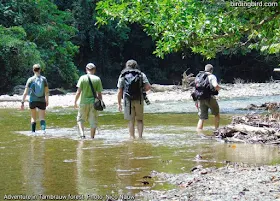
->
[25, 75, 48, 102]
[117, 72, 150, 89]
[117, 70, 150, 100]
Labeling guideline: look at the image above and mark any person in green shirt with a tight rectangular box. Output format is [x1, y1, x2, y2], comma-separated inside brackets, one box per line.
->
[74, 63, 104, 139]
[21, 64, 49, 134]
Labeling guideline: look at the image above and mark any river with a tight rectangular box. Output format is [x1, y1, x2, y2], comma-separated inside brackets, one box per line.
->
[0, 95, 280, 200]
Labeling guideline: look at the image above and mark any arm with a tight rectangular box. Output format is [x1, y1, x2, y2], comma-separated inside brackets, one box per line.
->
[215, 85, 221, 91]
[142, 73, 151, 92]
[96, 79, 103, 100]
[97, 92, 102, 100]
[45, 86, 49, 106]
[117, 88, 123, 112]
[20, 87, 29, 110]
[144, 83, 151, 92]
[74, 88, 81, 109]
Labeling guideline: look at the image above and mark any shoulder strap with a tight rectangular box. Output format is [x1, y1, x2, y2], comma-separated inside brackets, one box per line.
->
[87, 75, 97, 98]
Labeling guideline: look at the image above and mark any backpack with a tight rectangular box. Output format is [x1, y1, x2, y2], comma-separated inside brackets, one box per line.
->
[30, 76, 45, 98]
[121, 69, 143, 101]
[192, 71, 218, 100]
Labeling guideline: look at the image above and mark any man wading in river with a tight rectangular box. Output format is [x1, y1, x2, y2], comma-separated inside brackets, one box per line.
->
[193, 64, 221, 131]
[74, 63, 104, 139]
[117, 59, 151, 139]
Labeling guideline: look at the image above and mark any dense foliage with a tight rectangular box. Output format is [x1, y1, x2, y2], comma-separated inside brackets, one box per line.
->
[0, 0, 279, 94]
[0, 0, 78, 93]
[96, 0, 280, 59]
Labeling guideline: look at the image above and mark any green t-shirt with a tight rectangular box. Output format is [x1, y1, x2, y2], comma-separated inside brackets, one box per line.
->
[76, 74, 103, 104]
[25, 75, 48, 102]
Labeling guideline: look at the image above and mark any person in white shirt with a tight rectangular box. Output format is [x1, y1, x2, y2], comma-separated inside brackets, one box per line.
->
[196, 64, 221, 131]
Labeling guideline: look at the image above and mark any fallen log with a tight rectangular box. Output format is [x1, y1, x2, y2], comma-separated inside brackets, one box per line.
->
[150, 84, 179, 92]
[227, 124, 275, 135]
[267, 140, 280, 145]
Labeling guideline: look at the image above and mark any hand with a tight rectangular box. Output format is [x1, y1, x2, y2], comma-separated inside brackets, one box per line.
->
[74, 103, 78, 109]
[118, 104, 122, 112]
[195, 101, 198, 109]
[20, 103, 24, 110]
[46, 100, 49, 107]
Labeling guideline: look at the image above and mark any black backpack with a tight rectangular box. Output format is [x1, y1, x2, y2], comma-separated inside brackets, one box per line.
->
[192, 71, 218, 100]
[121, 69, 143, 101]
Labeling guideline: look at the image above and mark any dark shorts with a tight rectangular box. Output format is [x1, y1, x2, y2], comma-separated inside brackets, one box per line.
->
[29, 101, 46, 110]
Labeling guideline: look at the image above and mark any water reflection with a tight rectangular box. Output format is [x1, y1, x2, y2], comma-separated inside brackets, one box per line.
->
[75, 139, 156, 197]
[22, 138, 45, 194]
[1, 120, 280, 198]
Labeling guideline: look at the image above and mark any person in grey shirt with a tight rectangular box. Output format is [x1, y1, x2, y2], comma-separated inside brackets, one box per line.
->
[117, 59, 151, 139]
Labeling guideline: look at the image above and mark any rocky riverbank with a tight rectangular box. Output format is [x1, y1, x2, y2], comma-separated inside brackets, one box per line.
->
[1, 82, 280, 109]
[137, 163, 280, 201]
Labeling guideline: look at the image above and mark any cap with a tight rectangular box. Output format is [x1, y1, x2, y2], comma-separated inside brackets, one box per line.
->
[205, 64, 213, 72]
[86, 63, 96, 69]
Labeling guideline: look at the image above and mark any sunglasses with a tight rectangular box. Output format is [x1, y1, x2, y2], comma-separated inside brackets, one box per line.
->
[33, 68, 40, 72]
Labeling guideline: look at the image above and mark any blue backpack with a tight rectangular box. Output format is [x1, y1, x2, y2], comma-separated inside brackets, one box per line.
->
[30, 76, 45, 98]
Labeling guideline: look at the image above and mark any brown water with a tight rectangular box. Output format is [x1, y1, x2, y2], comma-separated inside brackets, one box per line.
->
[0, 109, 279, 200]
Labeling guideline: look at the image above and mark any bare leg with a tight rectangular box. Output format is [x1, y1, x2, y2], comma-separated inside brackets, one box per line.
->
[38, 109, 46, 120]
[77, 122, 85, 137]
[196, 119, 204, 131]
[90, 128, 96, 139]
[214, 114, 220, 130]
[137, 120, 143, 138]
[129, 120, 135, 139]
[31, 109, 37, 122]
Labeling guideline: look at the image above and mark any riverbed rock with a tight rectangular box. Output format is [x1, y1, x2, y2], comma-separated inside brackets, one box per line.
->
[12, 85, 25, 95]
[49, 88, 67, 96]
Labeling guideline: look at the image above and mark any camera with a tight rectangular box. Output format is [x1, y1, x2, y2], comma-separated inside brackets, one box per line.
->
[143, 92, 150, 105]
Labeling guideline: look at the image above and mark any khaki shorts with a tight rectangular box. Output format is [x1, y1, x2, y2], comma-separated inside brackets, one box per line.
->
[124, 99, 144, 121]
[198, 97, 219, 120]
[77, 104, 98, 128]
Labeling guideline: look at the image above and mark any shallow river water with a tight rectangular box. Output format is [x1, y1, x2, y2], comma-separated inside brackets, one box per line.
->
[1, 95, 280, 200]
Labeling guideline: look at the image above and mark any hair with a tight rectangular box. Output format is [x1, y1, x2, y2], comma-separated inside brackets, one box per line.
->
[125, 59, 138, 69]
[33, 64, 41, 72]
[205, 64, 213, 72]
[33, 64, 41, 69]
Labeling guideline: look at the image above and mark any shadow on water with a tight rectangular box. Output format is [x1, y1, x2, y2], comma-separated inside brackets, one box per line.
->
[1, 96, 280, 198]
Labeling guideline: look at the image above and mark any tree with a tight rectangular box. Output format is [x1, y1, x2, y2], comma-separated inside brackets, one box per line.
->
[0, 0, 79, 91]
[0, 26, 42, 93]
[96, 0, 280, 59]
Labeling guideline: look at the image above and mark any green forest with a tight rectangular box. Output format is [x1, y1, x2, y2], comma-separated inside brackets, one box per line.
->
[0, 0, 279, 94]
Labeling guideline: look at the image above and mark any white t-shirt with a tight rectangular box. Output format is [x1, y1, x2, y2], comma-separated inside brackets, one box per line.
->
[207, 74, 218, 88]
